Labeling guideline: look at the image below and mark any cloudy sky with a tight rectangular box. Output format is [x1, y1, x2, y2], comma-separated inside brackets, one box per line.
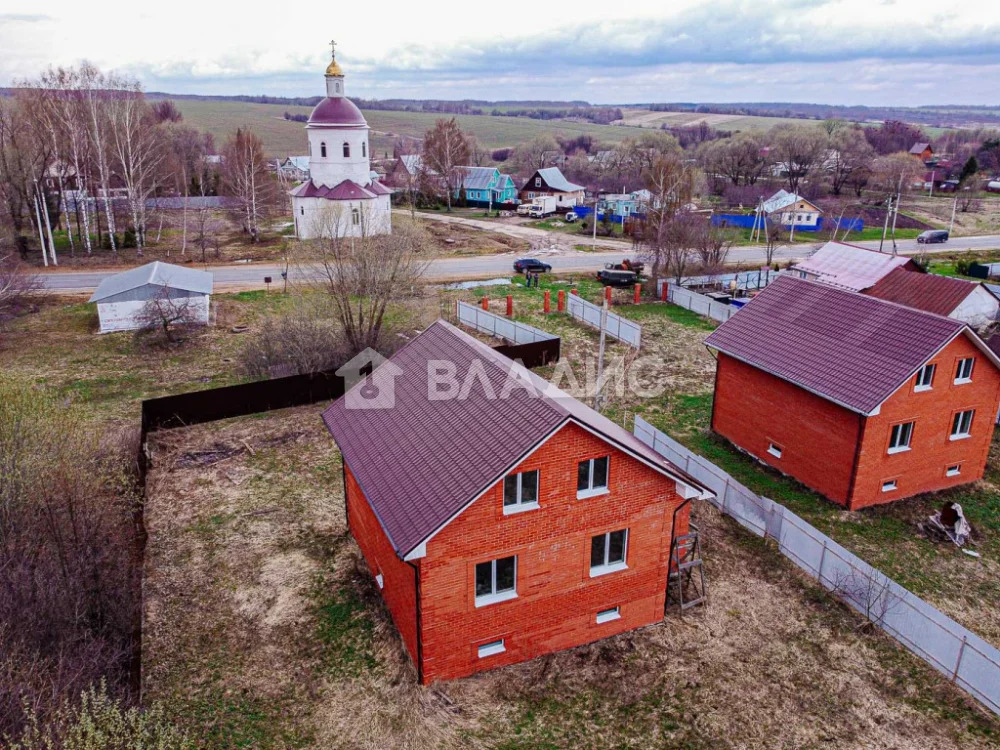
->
[2, 0, 998, 105]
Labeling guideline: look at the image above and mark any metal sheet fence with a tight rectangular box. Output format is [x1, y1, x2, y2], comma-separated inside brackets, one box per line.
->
[566, 294, 642, 348]
[656, 270, 775, 295]
[662, 283, 737, 323]
[633, 415, 1000, 717]
[457, 301, 556, 345]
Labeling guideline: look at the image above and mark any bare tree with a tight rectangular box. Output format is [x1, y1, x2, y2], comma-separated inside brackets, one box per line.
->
[698, 132, 767, 188]
[422, 118, 470, 211]
[693, 222, 735, 275]
[164, 125, 207, 255]
[311, 213, 429, 353]
[134, 288, 202, 343]
[0, 253, 39, 331]
[192, 204, 222, 262]
[510, 134, 560, 174]
[768, 124, 829, 194]
[636, 153, 697, 281]
[763, 214, 786, 268]
[221, 127, 275, 242]
[828, 128, 876, 196]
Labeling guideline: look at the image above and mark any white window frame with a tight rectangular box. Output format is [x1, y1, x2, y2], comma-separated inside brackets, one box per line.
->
[914, 363, 935, 391]
[577, 456, 610, 499]
[955, 357, 974, 384]
[950, 409, 974, 441]
[535, 177, 541, 187]
[474, 556, 518, 607]
[503, 469, 540, 515]
[477, 639, 506, 658]
[946, 464, 962, 477]
[767, 443, 782, 458]
[351, 208, 360, 226]
[589, 529, 628, 578]
[888, 421, 914, 454]
[881, 479, 898, 492]
[596, 606, 621, 624]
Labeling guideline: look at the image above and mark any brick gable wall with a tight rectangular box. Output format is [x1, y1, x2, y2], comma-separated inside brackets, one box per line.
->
[712, 353, 862, 504]
[852, 334, 1000, 509]
[414, 422, 687, 683]
[344, 465, 420, 667]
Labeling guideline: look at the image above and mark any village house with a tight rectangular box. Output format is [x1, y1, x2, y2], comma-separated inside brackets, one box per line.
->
[789, 241, 921, 291]
[275, 155, 310, 182]
[761, 189, 821, 230]
[519, 167, 586, 208]
[910, 142, 934, 163]
[322, 320, 709, 683]
[863, 268, 1000, 328]
[705, 275, 1000, 510]
[598, 189, 653, 219]
[454, 166, 518, 207]
[384, 154, 430, 188]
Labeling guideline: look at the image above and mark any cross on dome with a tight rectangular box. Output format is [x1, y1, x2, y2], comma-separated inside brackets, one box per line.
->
[325, 39, 344, 77]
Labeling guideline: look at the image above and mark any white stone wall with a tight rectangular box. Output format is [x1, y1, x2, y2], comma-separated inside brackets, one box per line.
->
[96, 293, 210, 333]
[307, 127, 371, 187]
[293, 194, 391, 240]
[950, 286, 1000, 327]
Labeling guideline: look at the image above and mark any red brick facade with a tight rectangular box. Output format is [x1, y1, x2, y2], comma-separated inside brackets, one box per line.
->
[712, 335, 1000, 510]
[345, 422, 689, 683]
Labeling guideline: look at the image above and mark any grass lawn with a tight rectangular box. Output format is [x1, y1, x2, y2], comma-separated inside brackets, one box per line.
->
[730, 226, 925, 246]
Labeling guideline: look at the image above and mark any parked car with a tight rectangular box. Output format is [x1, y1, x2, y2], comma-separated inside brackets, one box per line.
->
[917, 230, 949, 244]
[605, 259, 645, 275]
[596, 269, 637, 287]
[513, 258, 552, 273]
[564, 212, 577, 222]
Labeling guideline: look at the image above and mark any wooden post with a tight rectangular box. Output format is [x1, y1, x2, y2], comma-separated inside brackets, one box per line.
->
[604, 286, 612, 305]
[634, 283, 641, 304]
[543, 290, 551, 313]
[506, 295, 513, 317]
[557, 290, 565, 311]
[481, 296, 489, 311]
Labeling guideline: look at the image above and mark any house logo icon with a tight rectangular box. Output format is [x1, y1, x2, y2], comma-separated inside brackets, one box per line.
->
[337, 348, 403, 410]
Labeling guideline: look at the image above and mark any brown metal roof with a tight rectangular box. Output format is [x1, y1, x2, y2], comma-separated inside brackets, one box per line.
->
[705, 275, 967, 415]
[864, 267, 980, 317]
[322, 320, 706, 558]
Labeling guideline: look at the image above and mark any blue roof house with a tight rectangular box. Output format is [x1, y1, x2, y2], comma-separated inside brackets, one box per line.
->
[453, 166, 518, 207]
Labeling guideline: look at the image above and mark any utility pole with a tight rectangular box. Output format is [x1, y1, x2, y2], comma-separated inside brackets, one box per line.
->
[890, 174, 903, 254]
[594, 299, 608, 411]
[879, 194, 892, 254]
[949, 195, 958, 235]
[592, 195, 598, 251]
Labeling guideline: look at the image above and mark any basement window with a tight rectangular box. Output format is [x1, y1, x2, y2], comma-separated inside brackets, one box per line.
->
[590, 529, 628, 577]
[503, 470, 539, 514]
[375, 573, 384, 590]
[950, 409, 974, 441]
[596, 606, 621, 624]
[946, 464, 962, 477]
[914, 363, 936, 391]
[955, 357, 975, 384]
[577, 456, 610, 498]
[767, 443, 783, 459]
[477, 639, 506, 658]
[888, 422, 914, 454]
[474, 556, 517, 607]
[881, 479, 898, 493]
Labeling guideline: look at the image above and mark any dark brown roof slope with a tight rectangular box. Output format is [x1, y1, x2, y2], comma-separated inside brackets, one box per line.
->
[864, 267, 981, 317]
[705, 275, 967, 414]
[322, 320, 705, 558]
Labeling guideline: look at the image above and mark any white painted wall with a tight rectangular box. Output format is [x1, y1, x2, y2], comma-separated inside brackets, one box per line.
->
[96, 293, 209, 333]
[950, 285, 1000, 327]
[307, 126, 371, 187]
[293, 195, 391, 240]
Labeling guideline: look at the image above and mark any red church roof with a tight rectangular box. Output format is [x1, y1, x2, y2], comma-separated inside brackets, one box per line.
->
[291, 179, 376, 200]
[308, 97, 367, 128]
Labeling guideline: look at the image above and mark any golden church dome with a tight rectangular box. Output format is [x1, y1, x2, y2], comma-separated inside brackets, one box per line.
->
[325, 59, 344, 77]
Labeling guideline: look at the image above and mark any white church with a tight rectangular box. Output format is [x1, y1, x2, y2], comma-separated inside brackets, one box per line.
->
[291, 43, 392, 240]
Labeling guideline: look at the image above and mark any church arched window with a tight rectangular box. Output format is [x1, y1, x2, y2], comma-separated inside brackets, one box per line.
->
[362, 141, 367, 158]
[320, 142, 327, 158]
[343, 142, 351, 158]
[352, 208, 360, 226]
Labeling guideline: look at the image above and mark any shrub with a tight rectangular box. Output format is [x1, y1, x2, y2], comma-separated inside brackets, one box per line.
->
[238, 300, 354, 379]
[956, 259, 971, 276]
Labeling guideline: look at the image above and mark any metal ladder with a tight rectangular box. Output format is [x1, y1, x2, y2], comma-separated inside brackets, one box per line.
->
[667, 526, 707, 611]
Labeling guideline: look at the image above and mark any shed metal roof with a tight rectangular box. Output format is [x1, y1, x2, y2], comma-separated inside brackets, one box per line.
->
[88, 261, 213, 303]
[532, 167, 585, 194]
[322, 320, 707, 559]
[864, 267, 983, 317]
[704, 275, 981, 415]
[791, 241, 917, 291]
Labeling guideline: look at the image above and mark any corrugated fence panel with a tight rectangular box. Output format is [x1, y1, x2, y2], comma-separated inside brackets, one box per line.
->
[566, 294, 641, 348]
[632, 415, 1000, 716]
[663, 284, 737, 323]
[456, 300, 555, 345]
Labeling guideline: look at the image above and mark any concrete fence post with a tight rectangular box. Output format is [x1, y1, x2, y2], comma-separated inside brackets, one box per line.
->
[661, 282, 668, 301]
[634, 283, 641, 304]
[557, 290, 565, 311]
[481, 296, 489, 311]
[506, 295, 513, 317]
[543, 290, 551, 313]
[604, 286, 612, 305]
[953, 637, 968, 681]
[571, 288, 578, 296]
[818, 540, 828, 583]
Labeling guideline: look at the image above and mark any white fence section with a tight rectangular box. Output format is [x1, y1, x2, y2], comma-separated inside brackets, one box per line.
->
[661, 283, 738, 324]
[456, 300, 556, 344]
[658, 269, 776, 295]
[566, 294, 642, 348]
[633, 415, 1000, 717]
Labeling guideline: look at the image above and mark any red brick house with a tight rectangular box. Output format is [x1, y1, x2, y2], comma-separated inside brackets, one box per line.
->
[322, 320, 709, 683]
[705, 276, 1000, 510]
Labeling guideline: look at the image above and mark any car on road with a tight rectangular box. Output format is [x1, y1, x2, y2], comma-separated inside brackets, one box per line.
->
[597, 269, 638, 287]
[917, 230, 949, 244]
[513, 258, 552, 273]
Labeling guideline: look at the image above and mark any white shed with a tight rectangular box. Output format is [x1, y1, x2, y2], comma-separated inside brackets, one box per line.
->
[88, 261, 213, 334]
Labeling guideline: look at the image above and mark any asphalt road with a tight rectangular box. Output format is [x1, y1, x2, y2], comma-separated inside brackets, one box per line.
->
[33, 219, 1000, 295]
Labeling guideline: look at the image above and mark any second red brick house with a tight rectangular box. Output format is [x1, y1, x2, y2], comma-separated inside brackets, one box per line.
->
[322, 320, 709, 683]
[705, 276, 1000, 510]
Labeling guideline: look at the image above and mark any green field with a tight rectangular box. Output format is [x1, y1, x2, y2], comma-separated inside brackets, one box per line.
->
[173, 99, 654, 158]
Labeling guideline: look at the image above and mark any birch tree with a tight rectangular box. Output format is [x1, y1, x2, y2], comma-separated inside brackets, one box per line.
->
[422, 118, 470, 211]
[80, 62, 118, 252]
[221, 127, 272, 242]
[637, 153, 697, 281]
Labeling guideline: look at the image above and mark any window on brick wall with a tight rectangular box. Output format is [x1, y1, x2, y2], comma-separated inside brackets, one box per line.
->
[881, 479, 898, 492]
[767, 443, 782, 458]
[946, 464, 962, 477]
[955, 357, 974, 384]
[950, 409, 974, 440]
[577, 456, 609, 498]
[888, 422, 914, 454]
[474, 556, 517, 606]
[503, 470, 539, 513]
[477, 639, 505, 658]
[915, 363, 935, 391]
[590, 529, 628, 577]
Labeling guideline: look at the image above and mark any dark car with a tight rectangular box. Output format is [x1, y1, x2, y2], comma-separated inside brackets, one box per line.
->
[596, 269, 638, 287]
[917, 230, 949, 244]
[513, 258, 552, 273]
